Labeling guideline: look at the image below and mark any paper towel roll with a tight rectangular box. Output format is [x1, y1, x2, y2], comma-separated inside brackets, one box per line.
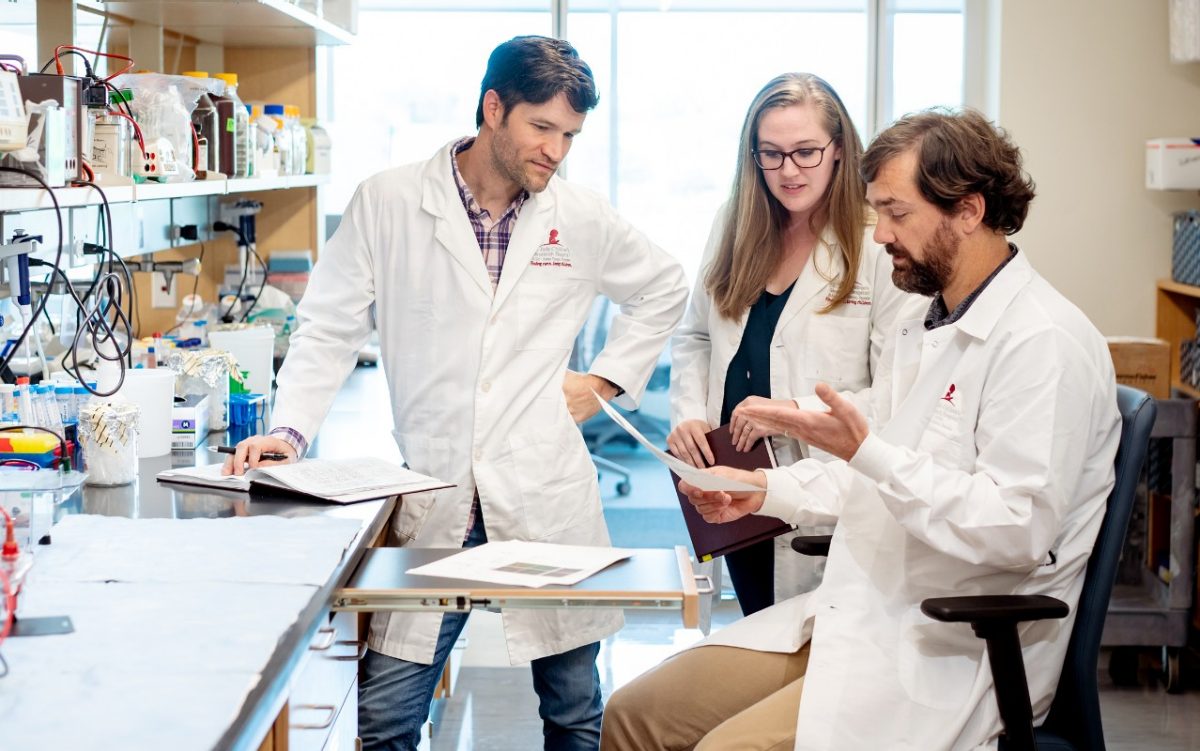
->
[116, 368, 175, 458]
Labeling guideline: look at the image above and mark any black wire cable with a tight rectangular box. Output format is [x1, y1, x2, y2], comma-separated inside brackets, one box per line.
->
[0, 168, 64, 379]
[240, 245, 268, 322]
[73, 180, 136, 354]
[163, 243, 206, 338]
[104, 247, 137, 346]
[214, 224, 251, 322]
[32, 262, 130, 397]
[38, 50, 93, 77]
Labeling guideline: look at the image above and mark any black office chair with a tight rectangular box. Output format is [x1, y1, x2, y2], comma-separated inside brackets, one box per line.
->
[791, 385, 1155, 751]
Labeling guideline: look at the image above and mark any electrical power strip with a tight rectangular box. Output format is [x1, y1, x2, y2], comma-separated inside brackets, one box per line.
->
[0, 71, 27, 153]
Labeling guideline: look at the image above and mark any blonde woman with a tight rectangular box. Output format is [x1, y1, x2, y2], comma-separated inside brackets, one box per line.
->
[668, 73, 916, 614]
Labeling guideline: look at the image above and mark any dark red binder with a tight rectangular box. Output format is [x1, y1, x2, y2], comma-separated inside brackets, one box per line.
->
[670, 425, 795, 562]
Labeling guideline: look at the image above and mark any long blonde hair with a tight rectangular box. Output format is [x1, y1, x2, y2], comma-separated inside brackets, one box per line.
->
[706, 73, 868, 320]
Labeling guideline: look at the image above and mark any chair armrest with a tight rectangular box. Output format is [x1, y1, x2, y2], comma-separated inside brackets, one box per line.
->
[790, 535, 832, 557]
[921, 595, 1069, 625]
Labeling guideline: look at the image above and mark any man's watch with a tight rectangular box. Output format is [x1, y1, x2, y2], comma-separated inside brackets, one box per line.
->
[602, 377, 624, 398]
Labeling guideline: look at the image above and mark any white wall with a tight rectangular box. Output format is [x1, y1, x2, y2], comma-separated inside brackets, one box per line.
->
[996, 0, 1200, 336]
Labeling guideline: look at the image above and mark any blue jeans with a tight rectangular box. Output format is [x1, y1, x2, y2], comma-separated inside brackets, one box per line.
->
[359, 509, 604, 750]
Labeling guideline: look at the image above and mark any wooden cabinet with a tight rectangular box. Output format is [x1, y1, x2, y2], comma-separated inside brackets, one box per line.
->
[1155, 278, 1200, 398]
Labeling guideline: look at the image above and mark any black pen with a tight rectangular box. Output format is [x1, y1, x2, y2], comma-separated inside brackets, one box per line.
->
[208, 445, 290, 462]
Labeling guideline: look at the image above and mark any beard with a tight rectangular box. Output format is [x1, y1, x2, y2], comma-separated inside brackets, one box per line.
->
[489, 120, 553, 194]
[888, 220, 959, 297]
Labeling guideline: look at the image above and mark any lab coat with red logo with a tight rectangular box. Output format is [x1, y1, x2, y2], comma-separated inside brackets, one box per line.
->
[697, 251, 1121, 750]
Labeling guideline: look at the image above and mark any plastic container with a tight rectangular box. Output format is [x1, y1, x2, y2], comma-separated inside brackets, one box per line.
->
[229, 392, 266, 427]
[303, 118, 331, 174]
[115, 368, 175, 458]
[91, 108, 132, 180]
[78, 401, 139, 486]
[181, 72, 220, 178]
[248, 104, 278, 177]
[209, 326, 275, 397]
[285, 105, 307, 176]
[167, 348, 240, 432]
[55, 385, 75, 425]
[264, 104, 292, 175]
[215, 73, 252, 178]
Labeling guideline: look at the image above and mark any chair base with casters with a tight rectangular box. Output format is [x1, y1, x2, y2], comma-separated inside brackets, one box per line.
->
[790, 385, 1156, 751]
[592, 454, 632, 496]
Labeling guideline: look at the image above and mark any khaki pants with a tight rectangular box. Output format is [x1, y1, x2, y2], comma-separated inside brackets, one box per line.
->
[600, 643, 810, 751]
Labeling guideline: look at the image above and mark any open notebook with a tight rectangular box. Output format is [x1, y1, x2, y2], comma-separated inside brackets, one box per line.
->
[156, 457, 453, 504]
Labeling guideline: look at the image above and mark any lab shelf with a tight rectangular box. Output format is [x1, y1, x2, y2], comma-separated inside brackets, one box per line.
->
[89, 0, 356, 46]
[0, 173, 329, 213]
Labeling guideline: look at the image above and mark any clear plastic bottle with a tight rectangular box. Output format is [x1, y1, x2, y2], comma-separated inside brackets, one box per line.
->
[73, 385, 91, 420]
[264, 104, 292, 175]
[249, 104, 279, 177]
[286, 105, 307, 176]
[215, 73, 252, 178]
[41, 385, 63, 434]
[194, 319, 209, 347]
[181, 72, 220, 179]
[29, 385, 48, 428]
[55, 385, 74, 425]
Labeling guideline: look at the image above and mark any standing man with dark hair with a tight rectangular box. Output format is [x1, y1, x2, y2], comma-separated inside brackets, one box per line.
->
[601, 109, 1120, 750]
[226, 36, 688, 750]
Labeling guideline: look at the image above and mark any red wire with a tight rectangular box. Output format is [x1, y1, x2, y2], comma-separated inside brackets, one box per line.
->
[54, 44, 134, 82]
[0, 567, 12, 646]
[108, 109, 146, 157]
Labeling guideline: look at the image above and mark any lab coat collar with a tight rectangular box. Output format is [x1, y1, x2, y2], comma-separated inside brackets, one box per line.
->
[775, 225, 845, 334]
[420, 140, 498, 299]
[948, 247, 1033, 342]
[491, 182, 555, 312]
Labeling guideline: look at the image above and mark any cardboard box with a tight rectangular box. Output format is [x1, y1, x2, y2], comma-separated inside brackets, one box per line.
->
[1107, 337, 1170, 399]
[1147, 138, 1200, 190]
[172, 393, 210, 449]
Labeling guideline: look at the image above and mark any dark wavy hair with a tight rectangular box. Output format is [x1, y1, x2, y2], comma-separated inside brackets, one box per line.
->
[475, 36, 599, 127]
[861, 108, 1035, 235]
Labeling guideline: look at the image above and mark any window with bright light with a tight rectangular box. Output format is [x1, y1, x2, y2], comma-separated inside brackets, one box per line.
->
[325, 6, 552, 217]
[328, 1, 964, 281]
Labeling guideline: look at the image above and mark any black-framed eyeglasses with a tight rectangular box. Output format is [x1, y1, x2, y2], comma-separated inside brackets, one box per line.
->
[753, 138, 836, 170]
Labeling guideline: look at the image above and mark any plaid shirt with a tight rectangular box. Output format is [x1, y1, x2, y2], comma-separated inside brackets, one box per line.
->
[450, 136, 528, 290]
[273, 137, 527, 537]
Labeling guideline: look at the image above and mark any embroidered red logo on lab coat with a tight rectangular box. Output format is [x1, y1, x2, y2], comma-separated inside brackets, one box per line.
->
[941, 384, 956, 404]
[531, 235, 573, 268]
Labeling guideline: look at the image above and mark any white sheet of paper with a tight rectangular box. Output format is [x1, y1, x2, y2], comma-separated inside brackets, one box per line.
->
[30, 514, 361, 587]
[256, 457, 435, 496]
[591, 391, 762, 492]
[406, 540, 633, 587]
[2, 580, 317, 749]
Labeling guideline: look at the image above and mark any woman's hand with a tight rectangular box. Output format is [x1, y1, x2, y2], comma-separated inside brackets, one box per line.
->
[666, 419, 715, 468]
[729, 396, 798, 452]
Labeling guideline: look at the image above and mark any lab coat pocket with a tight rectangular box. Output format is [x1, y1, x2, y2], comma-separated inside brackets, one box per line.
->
[801, 315, 872, 387]
[507, 421, 598, 541]
[516, 282, 583, 351]
[897, 607, 985, 710]
[391, 430, 452, 541]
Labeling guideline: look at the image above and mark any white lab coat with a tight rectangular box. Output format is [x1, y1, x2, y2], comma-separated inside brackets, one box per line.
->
[271, 141, 688, 665]
[670, 212, 915, 598]
[698, 251, 1121, 750]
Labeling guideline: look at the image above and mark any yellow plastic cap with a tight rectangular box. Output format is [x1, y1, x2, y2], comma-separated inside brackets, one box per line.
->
[214, 73, 238, 86]
[181, 70, 209, 78]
